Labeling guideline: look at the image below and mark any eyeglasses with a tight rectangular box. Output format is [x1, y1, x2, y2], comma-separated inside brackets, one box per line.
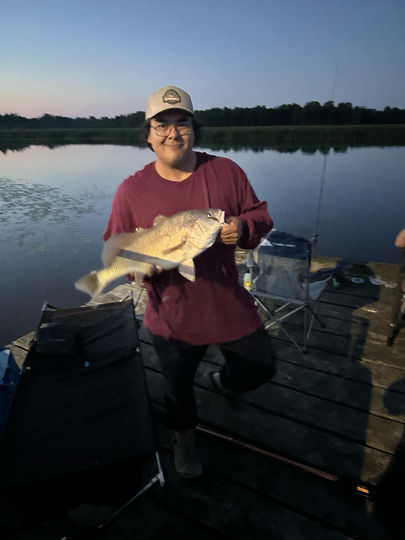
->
[150, 121, 192, 137]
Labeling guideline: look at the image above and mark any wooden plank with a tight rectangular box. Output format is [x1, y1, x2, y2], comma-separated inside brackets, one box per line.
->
[139, 322, 405, 467]
[312, 290, 379, 309]
[140, 338, 404, 450]
[262, 305, 395, 352]
[200, 376, 403, 454]
[195, 387, 392, 487]
[1, 487, 226, 540]
[146, 448, 353, 540]
[341, 287, 398, 322]
[273, 360, 405, 422]
[10, 332, 34, 350]
[142, 367, 393, 486]
[316, 305, 404, 349]
[1, 418, 368, 539]
[85, 282, 148, 313]
[64, 495, 226, 540]
[273, 341, 405, 387]
[247, 288, 404, 368]
[7, 333, 33, 368]
[139, 325, 405, 395]
[265, 319, 404, 368]
[281, 305, 398, 346]
[153, 420, 383, 540]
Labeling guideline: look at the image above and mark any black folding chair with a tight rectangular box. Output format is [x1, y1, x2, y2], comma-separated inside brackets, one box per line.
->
[0, 299, 164, 536]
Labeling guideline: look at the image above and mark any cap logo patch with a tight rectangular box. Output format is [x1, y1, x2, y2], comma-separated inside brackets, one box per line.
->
[162, 88, 182, 105]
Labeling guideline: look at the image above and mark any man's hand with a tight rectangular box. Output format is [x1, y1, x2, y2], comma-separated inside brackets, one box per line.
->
[218, 216, 242, 245]
[127, 264, 164, 284]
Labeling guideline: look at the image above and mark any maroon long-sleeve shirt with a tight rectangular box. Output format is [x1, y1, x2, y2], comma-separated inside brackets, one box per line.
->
[104, 152, 273, 344]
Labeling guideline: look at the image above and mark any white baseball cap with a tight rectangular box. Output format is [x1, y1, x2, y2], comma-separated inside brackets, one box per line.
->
[145, 85, 194, 120]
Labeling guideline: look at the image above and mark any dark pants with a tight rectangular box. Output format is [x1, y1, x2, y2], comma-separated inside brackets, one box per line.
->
[151, 326, 277, 430]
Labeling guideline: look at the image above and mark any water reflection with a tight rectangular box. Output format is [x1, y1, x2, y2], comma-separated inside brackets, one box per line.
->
[0, 140, 147, 154]
[199, 143, 357, 155]
[0, 140, 387, 156]
[1, 141, 66, 154]
[2, 131, 400, 156]
[0, 177, 96, 225]
[0, 177, 102, 261]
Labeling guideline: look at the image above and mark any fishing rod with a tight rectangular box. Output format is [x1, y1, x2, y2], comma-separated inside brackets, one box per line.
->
[197, 424, 373, 500]
[312, 152, 328, 258]
[312, 61, 339, 257]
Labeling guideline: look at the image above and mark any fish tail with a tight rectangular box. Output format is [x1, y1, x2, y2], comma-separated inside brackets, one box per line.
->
[75, 271, 104, 298]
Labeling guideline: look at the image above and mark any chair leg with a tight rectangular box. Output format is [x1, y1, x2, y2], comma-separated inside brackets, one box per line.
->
[304, 306, 324, 353]
[264, 319, 304, 353]
[306, 305, 325, 329]
[254, 296, 304, 353]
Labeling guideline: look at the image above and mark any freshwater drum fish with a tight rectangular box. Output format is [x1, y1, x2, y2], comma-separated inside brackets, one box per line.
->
[75, 208, 225, 298]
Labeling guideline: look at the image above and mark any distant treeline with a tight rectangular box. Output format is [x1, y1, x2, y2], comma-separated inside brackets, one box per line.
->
[1, 101, 405, 129]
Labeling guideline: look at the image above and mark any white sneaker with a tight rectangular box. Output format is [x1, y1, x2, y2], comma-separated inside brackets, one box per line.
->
[211, 371, 236, 396]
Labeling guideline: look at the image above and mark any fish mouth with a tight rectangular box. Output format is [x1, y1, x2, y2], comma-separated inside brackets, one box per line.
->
[207, 209, 225, 225]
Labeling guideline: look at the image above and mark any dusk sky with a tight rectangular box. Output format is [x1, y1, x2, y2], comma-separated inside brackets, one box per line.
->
[2, 0, 404, 118]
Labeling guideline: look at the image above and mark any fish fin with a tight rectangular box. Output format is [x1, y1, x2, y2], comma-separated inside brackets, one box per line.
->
[153, 215, 167, 227]
[75, 271, 103, 298]
[161, 235, 188, 255]
[162, 238, 188, 255]
[179, 259, 195, 281]
[131, 271, 145, 285]
[102, 233, 132, 267]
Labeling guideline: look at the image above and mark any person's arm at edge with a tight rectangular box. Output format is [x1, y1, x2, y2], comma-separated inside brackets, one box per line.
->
[395, 228, 405, 249]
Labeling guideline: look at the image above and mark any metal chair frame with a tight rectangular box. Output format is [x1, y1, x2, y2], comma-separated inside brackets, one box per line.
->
[248, 230, 344, 353]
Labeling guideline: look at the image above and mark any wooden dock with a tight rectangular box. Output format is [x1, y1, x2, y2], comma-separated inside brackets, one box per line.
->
[2, 259, 404, 540]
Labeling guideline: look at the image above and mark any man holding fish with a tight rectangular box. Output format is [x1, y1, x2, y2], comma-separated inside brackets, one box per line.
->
[100, 86, 278, 478]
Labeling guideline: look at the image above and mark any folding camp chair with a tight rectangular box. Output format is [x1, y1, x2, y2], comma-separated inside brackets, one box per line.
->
[0, 299, 164, 536]
[249, 230, 344, 353]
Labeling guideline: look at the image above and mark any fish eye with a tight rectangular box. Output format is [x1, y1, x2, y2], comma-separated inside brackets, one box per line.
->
[206, 212, 212, 217]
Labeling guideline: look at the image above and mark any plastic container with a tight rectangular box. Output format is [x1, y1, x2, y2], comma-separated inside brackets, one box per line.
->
[243, 271, 252, 290]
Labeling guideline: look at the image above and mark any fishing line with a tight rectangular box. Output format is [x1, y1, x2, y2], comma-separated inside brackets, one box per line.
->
[312, 61, 339, 256]
[312, 152, 328, 258]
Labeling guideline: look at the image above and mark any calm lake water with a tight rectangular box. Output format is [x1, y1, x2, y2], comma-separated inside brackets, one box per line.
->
[1, 143, 404, 345]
